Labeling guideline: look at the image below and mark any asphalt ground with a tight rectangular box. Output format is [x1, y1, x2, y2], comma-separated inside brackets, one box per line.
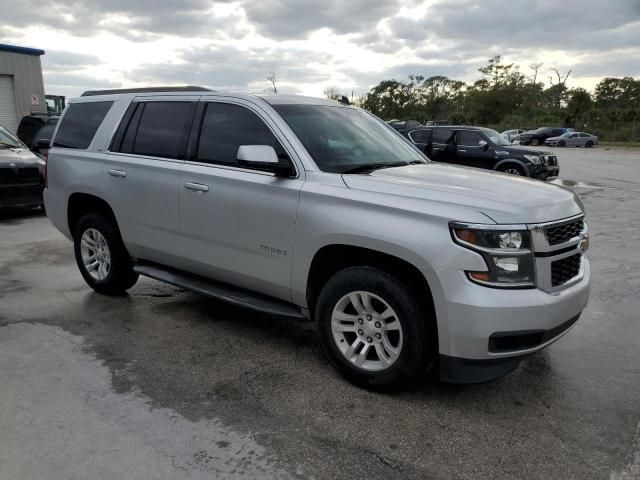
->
[1, 146, 639, 479]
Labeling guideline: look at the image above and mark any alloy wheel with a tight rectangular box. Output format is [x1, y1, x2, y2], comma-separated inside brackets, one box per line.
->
[331, 291, 403, 371]
[80, 228, 111, 281]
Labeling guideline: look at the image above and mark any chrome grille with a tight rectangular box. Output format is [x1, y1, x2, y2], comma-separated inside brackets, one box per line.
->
[545, 219, 583, 245]
[551, 254, 582, 287]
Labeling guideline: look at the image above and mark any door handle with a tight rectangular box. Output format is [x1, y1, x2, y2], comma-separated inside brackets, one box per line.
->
[184, 182, 209, 193]
[108, 169, 127, 178]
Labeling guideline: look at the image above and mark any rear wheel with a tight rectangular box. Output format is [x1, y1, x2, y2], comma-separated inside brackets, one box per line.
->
[73, 213, 138, 295]
[585, 141, 594, 148]
[530, 138, 540, 146]
[498, 163, 526, 176]
[316, 266, 435, 390]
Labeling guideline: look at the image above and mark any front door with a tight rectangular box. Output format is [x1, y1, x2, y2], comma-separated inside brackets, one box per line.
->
[178, 99, 303, 302]
[454, 130, 494, 169]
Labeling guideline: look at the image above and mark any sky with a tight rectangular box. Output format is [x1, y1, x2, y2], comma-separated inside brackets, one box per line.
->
[1, 0, 639, 99]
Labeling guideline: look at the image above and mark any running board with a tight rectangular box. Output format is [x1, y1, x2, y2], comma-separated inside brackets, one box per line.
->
[134, 262, 307, 321]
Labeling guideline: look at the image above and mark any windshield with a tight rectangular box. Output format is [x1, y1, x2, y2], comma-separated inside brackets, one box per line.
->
[481, 128, 512, 146]
[0, 126, 25, 149]
[273, 104, 426, 173]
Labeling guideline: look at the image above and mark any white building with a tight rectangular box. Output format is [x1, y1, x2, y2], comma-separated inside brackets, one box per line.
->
[0, 44, 46, 133]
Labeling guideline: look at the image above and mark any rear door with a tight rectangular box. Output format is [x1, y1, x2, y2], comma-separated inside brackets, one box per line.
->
[104, 97, 198, 263]
[566, 132, 580, 146]
[430, 128, 455, 163]
[178, 98, 304, 301]
[407, 128, 431, 155]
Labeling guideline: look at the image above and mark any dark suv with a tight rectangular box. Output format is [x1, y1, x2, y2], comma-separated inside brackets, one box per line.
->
[407, 126, 559, 180]
[517, 127, 573, 146]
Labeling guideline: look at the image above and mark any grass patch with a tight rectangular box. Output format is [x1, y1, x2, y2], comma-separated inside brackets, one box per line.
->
[599, 141, 640, 149]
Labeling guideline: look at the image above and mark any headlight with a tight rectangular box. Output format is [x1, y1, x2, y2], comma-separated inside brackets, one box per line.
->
[450, 224, 536, 288]
[523, 154, 542, 164]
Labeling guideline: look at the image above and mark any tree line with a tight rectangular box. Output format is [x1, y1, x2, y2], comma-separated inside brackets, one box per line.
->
[330, 56, 640, 142]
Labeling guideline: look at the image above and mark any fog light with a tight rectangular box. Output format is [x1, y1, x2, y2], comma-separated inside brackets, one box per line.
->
[495, 257, 519, 273]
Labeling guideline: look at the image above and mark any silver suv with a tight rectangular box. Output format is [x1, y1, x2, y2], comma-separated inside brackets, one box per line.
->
[44, 88, 591, 390]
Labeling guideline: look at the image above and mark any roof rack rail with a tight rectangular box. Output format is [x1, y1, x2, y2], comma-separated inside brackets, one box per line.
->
[81, 86, 212, 97]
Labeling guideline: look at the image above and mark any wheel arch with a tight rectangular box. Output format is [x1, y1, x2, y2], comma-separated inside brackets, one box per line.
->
[305, 244, 437, 329]
[68, 192, 119, 235]
[494, 158, 530, 176]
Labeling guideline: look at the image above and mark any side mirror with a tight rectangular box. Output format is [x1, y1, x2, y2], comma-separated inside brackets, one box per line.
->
[35, 138, 50, 149]
[478, 139, 488, 149]
[237, 145, 294, 177]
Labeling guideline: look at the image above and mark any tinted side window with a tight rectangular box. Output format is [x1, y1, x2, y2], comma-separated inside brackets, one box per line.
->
[432, 128, 453, 144]
[457, 130, 484, 145]
[53, 102, 113, 149]
[132, 102, 195, 159]
[197, 102, 286, 166]
[410, 129, 431, 143]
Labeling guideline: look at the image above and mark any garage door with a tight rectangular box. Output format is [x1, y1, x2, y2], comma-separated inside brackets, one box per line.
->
[0, 75, 18, 134]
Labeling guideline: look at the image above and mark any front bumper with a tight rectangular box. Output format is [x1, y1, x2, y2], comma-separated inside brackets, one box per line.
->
[530, 164, 559, 180]
[436, 259, 590, 383]
[0, 184, 44, 208]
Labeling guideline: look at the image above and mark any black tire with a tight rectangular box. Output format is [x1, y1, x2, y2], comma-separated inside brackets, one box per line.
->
[498, 163, 527, 176]
[557, 140, 566, 147]
[530, 138, 540, 146]
[315, 266, 435, 391]
[73, 213, 138, 295]
[585, 141, 594, 148]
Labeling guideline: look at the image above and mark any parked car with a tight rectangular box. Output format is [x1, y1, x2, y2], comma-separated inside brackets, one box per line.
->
[544, 132, 598, 148]
[407, 126, 559, 180]
[16, 113, 59, 155]
[44, 88, 590, 390]
[388, 119, 422, 135]
[501, 129, 526, 143]
[517, 127, 574, 146]
[0, 125, 45, 209]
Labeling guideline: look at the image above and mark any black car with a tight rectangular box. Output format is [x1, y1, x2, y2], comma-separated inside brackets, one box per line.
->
[0, 125, 46, 209]
[16, 113, 59, 156]
[517, 127, 574, 146]
[407, 126, 559, 180]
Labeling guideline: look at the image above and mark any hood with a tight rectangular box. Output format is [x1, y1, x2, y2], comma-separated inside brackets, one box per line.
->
[497, 145, 547, 156]
[0, 147, 44, 166]
[342, 163, 583, 224]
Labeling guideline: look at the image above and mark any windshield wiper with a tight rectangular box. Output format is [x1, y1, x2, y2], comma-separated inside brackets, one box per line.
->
[342, 161, 417, 174]
[0, 141, 20, 149]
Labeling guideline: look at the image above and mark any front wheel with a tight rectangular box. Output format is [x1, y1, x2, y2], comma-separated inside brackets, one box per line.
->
[585, 141, 594, 148]
[530, 138, 540, 146]
[315, 266, 435, 390]
[557, 140, 566, 147]
[73, 213, 138, 295]
[498, 164, 526, 176]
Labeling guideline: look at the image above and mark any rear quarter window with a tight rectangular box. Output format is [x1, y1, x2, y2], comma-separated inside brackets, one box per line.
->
[53, 102, 113, 149]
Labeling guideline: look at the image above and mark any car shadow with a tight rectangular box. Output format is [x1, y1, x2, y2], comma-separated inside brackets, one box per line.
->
[0, 206, 46, 224]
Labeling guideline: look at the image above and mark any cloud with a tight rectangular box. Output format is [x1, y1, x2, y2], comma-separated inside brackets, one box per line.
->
[1, 0, 637, 98]
[240, 0, 404, 38]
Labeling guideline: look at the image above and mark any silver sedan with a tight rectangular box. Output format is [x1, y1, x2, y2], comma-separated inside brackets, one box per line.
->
[545, 131, 598, 148]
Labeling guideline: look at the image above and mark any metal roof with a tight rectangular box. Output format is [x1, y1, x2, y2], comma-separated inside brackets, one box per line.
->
[0, 44, 45, 56]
